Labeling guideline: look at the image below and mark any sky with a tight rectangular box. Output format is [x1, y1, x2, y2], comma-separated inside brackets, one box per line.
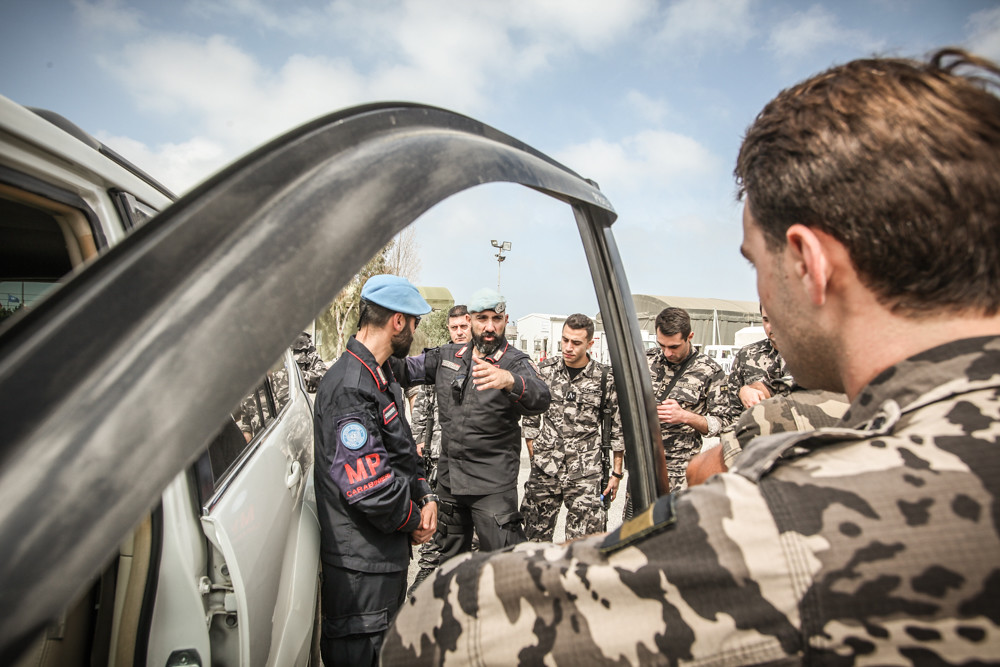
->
[3, 0, 999, 321]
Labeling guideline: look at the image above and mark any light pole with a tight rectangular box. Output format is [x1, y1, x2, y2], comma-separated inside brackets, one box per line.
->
[491, 240, 511, 292]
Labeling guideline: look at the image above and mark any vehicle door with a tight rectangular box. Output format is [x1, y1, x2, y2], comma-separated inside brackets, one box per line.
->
[0, 102, 664, 661]
[197, 350, 316, 665]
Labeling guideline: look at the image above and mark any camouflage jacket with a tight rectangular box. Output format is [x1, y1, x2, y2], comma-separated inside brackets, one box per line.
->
[292, 334, 327, 393]
[522, 356, 624, 481]
[646, 347, 730, 469]
[723, 337, 793, 421]
[382, 335, 1000, 665]
[410, 384, 441, 459]
[720, 388, 849, 468]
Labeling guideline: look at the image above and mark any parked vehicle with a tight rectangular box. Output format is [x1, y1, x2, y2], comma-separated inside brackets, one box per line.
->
[0, 95, 319, 666]
[0, 99, 668, 665]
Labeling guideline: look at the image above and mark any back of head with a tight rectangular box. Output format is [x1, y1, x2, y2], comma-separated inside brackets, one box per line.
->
[358, 273, 431, 329]
[655, 307, 691, 338]
[736, 48, 1000, 317]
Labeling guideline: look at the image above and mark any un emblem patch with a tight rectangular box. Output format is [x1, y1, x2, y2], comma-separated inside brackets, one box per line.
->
[339, 421, 369, 450]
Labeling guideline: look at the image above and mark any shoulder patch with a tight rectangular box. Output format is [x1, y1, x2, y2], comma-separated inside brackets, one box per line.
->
[599, 493, 677, 555]
[339, 421, 369, 450]
[383, 402, 398, 425]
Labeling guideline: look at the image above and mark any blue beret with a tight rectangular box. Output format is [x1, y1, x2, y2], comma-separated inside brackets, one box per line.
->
[468, 288, 506, 313]
[361, 275, 431, 315]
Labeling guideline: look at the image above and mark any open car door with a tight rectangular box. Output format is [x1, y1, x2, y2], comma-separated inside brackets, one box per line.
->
[0, 102, 668, 662]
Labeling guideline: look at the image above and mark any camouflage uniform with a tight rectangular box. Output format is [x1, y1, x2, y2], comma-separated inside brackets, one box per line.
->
[292, 331, 327, 393]
[720, 388, 850, 468]
[383, 335, 1000, 666]
[723, 337, 794, 422]
[646, 346, 730, 491]
[520, 356, 624, 541]
[411, 384, 442, 462]
[410, 383, 444, 573]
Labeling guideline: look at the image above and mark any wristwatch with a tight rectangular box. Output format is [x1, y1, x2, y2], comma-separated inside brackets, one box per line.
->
[611, 471, 624, 480]
[420, 493, 440, 507]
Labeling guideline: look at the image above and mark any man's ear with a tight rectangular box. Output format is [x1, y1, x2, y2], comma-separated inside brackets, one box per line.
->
[785, 224, 832, 306]
[392, 312, 407, 332]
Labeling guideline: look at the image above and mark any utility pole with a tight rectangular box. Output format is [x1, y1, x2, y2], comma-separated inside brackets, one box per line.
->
[491, 240, 511, 292]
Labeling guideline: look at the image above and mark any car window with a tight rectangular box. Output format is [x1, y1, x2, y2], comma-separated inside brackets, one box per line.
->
[112, 189, 159, 231]
[196, 352, 296, 507]
[0, 190, 89, 320]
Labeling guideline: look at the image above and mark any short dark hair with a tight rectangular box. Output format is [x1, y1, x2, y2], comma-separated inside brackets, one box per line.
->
[736, 48, 1000, 316]
[358, 298, 393, 329]
[655, 307, 690, 338]
[448, 305, 468, 318]
[563, 313, 594, 340]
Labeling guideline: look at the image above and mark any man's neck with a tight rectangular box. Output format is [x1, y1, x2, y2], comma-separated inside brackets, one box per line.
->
[356, 327, 391, 366]
[837, 303, 1000, 400]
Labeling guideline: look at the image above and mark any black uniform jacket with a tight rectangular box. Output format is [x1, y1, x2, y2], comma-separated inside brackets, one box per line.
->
[400, 338, 550, 495]
[314, 337, 431, 573]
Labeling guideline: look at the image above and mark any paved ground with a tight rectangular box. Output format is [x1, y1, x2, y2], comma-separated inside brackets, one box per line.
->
[406, 441, 635, 591]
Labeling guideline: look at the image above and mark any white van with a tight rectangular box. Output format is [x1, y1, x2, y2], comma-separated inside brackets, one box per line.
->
[0, 95, 319, 667]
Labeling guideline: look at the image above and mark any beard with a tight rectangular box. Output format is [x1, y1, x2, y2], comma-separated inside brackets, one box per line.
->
[390, 326, 414, 359]
[472, 329, 501, 356]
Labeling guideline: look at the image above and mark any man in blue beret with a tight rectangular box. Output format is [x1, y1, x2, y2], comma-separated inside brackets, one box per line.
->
[397, 288, 550, 586]
[313, 274, 438, 666]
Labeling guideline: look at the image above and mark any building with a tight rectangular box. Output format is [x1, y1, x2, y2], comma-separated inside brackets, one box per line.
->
[515, 313, 565, 362]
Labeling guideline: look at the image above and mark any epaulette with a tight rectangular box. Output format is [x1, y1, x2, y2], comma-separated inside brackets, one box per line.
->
[539, 357, 560, 368]
[599, 493, 677, 555]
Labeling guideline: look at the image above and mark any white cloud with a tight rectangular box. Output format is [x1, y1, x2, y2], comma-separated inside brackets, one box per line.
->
[71, 0, 144, 34]
[556, 129, 719, 195]
[185, 0, 329, 38]
[655, 0, 755, 52]
[767, 5, 884, 61]
[966, 6, 1000, 62]
[88, 0, 656, 190]
[96, 132, 229, 193]
[624, 90, 671, 125]
[102, 34, 368, 153]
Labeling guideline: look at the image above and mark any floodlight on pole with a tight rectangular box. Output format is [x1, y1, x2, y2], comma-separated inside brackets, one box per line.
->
[491, 240, 511, 292]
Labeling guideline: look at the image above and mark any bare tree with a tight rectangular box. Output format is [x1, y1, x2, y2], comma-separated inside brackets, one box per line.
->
[314, 229, 422, 359]
[384, 227, 422, 280]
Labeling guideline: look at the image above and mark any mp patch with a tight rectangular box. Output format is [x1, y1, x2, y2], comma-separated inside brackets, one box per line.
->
[339, 421, 369, 450]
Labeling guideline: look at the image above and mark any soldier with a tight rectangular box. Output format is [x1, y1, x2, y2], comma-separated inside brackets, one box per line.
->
[312, 274, 436, 666]
[382, 49, 1000, 665]
[520, 314, 624, 542]
[646, 306, 731, 492]
[292, 331, 327, 393]
[723, 305, 792, 421]
[407, 304, 470, 595]
[396, 288, 550, 562]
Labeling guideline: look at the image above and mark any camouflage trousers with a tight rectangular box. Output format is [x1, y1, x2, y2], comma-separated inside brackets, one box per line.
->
[520, 469, 607, 542]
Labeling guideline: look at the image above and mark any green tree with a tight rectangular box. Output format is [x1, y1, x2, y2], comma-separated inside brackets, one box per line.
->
[411, 308, 450, 353]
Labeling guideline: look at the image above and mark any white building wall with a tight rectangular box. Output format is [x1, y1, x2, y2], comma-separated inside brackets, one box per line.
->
[515, 313, 566, 362]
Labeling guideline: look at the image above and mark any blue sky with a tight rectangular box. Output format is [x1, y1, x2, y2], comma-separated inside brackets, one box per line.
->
[3, 0, 998, 319]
